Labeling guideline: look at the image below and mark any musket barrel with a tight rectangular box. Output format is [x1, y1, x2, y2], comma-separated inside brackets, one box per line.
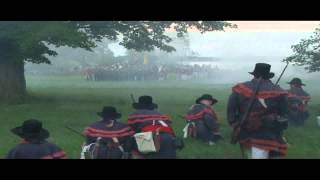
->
[65, 126, 85, 138]
[130, 94, 136, 103]
[275, 61, 289, 85]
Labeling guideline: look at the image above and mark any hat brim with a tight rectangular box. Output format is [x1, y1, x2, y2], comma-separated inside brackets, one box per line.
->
[97, 112, 122, 119]
[196, 97, 218, 105]
[11, 126, 50, 140]
[249, 72, 275, 79]
[287, 82, 306, 86]
[132, 103, 158, 110]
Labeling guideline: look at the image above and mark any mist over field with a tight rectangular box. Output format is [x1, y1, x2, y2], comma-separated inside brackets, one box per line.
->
[25, 30, 320, 84]
[2, 21, 320, 159]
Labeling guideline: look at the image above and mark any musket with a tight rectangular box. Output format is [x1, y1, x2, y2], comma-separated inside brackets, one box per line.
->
[275, 60, 291, 146]
[275, 60, 290, 85]
[231, 61, 291, 158]
[231, 77, 262, 158]
[66, 126, 131, 159]
[130, 94, 136, 103]
[65, 126, 85, 138]
[230, 77, 263, 158]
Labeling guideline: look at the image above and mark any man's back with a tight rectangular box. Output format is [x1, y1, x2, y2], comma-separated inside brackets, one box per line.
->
[7, 141, 66, 159]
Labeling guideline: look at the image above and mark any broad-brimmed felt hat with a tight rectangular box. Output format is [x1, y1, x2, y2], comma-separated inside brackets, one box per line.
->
[97, 106, 122, 119]
[132, 96, 158, 110]
[288, 78, 306, 86]
[249, 63, 275, 79]
[196, 94, 218, 105]
[11, 119, 50, 140]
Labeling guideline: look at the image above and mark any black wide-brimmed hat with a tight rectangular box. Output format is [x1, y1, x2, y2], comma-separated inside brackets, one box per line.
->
[132, 96, 158, 110]
[249, 63, 275, 79]
[196, 94, 218, 105]
[11, 119, 50, 140]
[97, 106, 122, 119]
[288, 78, 306, 86]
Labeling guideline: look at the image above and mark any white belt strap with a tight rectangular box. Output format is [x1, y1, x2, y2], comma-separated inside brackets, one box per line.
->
[158, 120, 168, 127]
[112, 137, 125, 153]
[182, 123, 190, 139]
[258, 98, 268, 109]
[80, 143, 96, 159]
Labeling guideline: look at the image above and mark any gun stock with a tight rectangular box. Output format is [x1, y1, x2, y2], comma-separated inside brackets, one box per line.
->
[230, 77, 263, 145]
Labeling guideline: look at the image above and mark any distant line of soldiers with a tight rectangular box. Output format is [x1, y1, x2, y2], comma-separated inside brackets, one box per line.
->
[81, 63, 219, 81]
[6, 63, 311, 159]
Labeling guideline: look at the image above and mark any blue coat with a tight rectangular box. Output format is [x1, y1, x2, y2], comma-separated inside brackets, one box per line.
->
[7, 140, 66, 159]
[227, 78, 289, 156]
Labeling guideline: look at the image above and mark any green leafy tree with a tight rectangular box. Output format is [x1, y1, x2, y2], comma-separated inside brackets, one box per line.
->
[285, 26, 320, 72]
[0, 21, 236, 103]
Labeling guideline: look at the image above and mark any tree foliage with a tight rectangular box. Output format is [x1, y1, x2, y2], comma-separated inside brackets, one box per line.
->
[0, 21, 236, 65]
[285, 26, 320, 72]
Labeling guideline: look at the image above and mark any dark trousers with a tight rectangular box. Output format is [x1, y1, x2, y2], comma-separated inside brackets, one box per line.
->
[196, 121, 217, 142]
[144, 133, 177, 159]
[288, 110, 309, 126]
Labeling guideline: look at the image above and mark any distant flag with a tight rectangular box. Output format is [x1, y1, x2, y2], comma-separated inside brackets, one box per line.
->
[143, 54, 149, 65]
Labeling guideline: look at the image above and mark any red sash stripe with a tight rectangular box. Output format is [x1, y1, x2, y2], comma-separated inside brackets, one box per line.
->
[287, 93, 311, 101]
[52, 151, 66, 158]
[85, 130, 135, 138]
[128, 117, 171, 125]
[185, 108, 218, 122]
[85, 127, 132, 135]
[41, 150, 66, 159]
[141, 125, 175, 135]
[84, 127, 135, 138]
[233, 84, 288, 99]
[128, 114, 170, 119]
[240, 138, 288, 156]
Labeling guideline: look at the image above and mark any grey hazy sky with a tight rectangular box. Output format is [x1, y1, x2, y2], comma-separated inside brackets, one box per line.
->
[108, 21, 319, 71]
[188, 31, 313, 58]
[109, 31, 313, 58]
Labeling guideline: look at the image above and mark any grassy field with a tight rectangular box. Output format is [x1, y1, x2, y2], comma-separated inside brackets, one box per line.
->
[0, 75, 319, 159]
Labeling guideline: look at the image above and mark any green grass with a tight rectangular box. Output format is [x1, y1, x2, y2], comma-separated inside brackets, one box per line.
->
[0, 75, 319, 159]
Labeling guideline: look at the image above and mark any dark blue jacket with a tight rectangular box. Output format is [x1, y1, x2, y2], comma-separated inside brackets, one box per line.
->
[227, 78, 289, 156]
[84, 120, 135, 159]
[6, 140, 66, 159]
[128, 110, 176, 159]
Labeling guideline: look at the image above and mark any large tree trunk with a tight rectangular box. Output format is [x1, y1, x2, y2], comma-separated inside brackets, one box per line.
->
[0, 59, 26, 103]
